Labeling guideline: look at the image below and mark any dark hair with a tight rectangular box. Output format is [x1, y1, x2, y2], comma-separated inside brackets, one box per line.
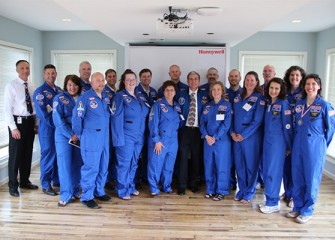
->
[44, 64, 56, 71]
[209, 81, 226, 99]
[139, 68, 152, 77]
[162, 80, 177, 92]
[264, 77, 287, 100]
[118, 69, 137, 91]
[16, 60, 29, 67]
[105, 69, 117, 78]
[283, 66, 306, 90]
[301, 73, 322, 98]
[240, 71, 263, 97]
[63, 74, 82, 94]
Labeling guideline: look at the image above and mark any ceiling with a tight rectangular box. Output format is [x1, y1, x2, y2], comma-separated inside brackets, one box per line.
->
[1, 0, 335, 47]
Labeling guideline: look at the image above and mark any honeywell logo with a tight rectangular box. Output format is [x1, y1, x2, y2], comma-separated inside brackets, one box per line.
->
[198, 49, 225, 55]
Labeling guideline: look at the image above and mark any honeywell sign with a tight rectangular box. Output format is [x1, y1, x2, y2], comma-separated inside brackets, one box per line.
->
[127, 46, 227, 89]
[198, 49, 225, 55]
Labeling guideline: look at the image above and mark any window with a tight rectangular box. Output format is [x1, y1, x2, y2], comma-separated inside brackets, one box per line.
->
[239, 51, 307, 84]
[51, 50, 117, 86]
[0, 40, 33, 151]
[325, 48, 335, 159]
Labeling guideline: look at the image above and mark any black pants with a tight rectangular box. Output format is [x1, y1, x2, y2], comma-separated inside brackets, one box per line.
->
[8, 116, 35, 189]
[178, 126, 201, 189]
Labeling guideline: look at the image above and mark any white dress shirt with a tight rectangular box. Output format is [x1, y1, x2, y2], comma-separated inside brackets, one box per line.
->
[4, 78, 36, 130]
[186, 88, 199, 128]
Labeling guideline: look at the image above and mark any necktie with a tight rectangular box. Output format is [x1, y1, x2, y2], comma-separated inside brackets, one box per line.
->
[187, 92, 196, 126]
[24, 82, 33, 114]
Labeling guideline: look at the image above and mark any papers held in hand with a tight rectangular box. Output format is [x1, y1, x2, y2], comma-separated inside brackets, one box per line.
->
[68, 139, 80, 148]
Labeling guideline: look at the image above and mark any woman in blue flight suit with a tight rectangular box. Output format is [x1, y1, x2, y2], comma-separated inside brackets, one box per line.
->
[230, 71, 266, 204]
[200, 81, 232, 201]
[111, 69, 150, 200]
[282, 66, 306, 208]
[147, 80, 183, 196]
[260, 78, 293, 214]
[286, 74, 335, 224]
[53, 75, 83, 207]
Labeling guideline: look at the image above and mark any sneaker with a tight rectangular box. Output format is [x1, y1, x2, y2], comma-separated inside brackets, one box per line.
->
[95, 195, 111, 202]
[285, 211, 299, 218]
[82, 199, 101, 209]
[259, 205, 280, 214]
[295, 215, 312, 224]
[212, 194, 224, 201]
[255, 182, 261, 190]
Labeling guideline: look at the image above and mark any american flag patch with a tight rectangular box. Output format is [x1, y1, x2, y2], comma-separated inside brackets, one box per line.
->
[260, 100, 265, 105]
[285, 110, 291, 115]
[329, 110, 335, 116]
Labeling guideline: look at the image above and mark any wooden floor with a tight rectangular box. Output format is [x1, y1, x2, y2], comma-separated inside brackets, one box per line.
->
[1, 166, 335, 239]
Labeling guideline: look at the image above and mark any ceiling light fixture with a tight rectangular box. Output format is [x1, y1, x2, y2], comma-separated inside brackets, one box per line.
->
[62, 18, 72, 22]
[197, 7, 222, 16]
[291, 19, 302, 23]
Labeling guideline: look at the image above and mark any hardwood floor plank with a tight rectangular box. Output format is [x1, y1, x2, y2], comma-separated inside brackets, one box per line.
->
[1, 166, 335, 239]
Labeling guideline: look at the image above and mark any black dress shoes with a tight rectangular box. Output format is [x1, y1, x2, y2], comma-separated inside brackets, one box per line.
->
[178, 188, 185, 196]
[95, 195, 111, 201]
[43, 187, 57, 196]
[82, 199, 101, 209]
[191, 187, 199, 193]
[20, 182, 38, 190]
[9, 188, 20, 197]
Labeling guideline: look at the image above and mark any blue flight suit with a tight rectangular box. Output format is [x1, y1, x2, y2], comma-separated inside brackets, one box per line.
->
[135, 84, 158, 106]
[283, 87, 303, 201]
[226, 86, 242, 189]
[147, 98, 182, 194]
[81, 79, 91, 93]
[111, 90, 150, 198]
[177, 89, 210, 190]
[157, 81, 188, 100]
[231, 92, 266, 201]
[103, 85, 117, 183]
[200, 98, 232, 195]
[292, 95, 335, 216]
[263, 99, 293, 206]
[33, 82, 62, 190]
[135, 84, 158, 183]
[72, 89, 111, 201]
[53, 91, 83, 203]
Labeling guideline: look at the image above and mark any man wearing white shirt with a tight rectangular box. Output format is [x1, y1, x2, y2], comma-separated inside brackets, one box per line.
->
[177, 71, 209, 195]
[4, 60, 38, 197]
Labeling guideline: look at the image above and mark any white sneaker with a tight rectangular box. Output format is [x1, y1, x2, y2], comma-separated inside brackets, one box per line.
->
[260, 205, 280, 214]
[256, 182, 261, 190]
[295, 215, 312, 224]
[285, 211, 299, 218]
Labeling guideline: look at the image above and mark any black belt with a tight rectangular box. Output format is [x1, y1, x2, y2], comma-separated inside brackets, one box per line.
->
[14, 115, 35, 119]
[185, 126, 199, 130]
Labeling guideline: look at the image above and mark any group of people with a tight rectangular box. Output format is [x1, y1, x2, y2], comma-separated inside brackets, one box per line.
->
[4, 60, 335, 224]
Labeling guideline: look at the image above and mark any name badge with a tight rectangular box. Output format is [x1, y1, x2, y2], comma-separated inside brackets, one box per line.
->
[216, 114, 225, 121]
[17, 116, 22, 124]
[243, 103, 252, 111]
[180, 114, 185, 120]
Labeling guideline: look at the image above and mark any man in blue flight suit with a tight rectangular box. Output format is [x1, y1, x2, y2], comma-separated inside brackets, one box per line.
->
[226, 69, 242, 190]
[135, 68, 157, 188]
[177, 71, 210, 195]
[72, 72, 111, 209]
[79, 61, 92, 93]
[157, 64, 188, 100]
[33, 64, 63, 196]
[199, 67, 220, 93]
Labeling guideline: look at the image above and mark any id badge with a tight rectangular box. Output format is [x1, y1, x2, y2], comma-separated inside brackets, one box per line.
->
[216, 114, 225, 121]
[243, 103, 252, 111]
[17, 117, 22, 124]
